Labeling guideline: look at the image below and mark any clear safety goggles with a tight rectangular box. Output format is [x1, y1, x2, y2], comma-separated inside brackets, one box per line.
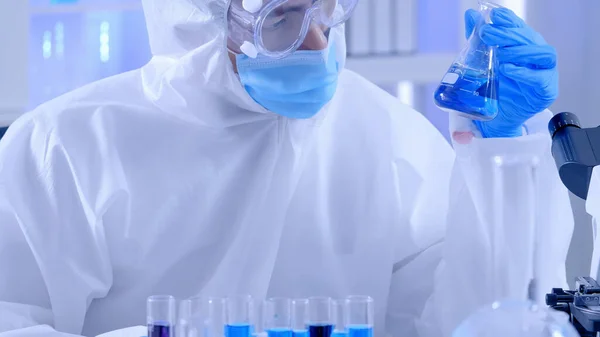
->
[227, 0, 357, 59]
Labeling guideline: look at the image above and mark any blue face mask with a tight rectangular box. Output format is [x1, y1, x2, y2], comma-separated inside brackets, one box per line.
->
[236, 43, 339, 119]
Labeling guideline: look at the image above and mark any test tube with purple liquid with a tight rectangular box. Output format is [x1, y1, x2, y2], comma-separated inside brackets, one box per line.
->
[307, 297, 333, 337]
[147, 295, 176, 337]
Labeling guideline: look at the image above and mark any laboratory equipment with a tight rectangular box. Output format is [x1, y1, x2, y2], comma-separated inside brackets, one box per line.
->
[451, 156, 579, 337]
[548, 111, 600, 200]
[227, 0, 358, 59]
[147, 295, 176, 337]
[433, 0, 500, 121]
[226, 295, 254, 337]
[331, 299, 346, 337]
[344, 296, 373, 337]
[307, 297, 333, 337]
[291, 299, 309, 337]
[252, 298, 265, 337]
[179, 297, 204, 337]
[264, 298, 292, 337]
[207, 297, 228, 337]
[307, 324, 333, 337]
[546, 277, 600, 337]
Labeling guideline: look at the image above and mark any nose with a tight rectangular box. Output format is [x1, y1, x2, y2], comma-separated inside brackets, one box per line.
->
[298, 24, 328, 50]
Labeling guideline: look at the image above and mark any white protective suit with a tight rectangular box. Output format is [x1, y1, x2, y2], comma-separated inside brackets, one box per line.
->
[0, 0, 574, 336]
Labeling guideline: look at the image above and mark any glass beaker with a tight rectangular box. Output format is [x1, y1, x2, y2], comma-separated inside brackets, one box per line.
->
[179, 297, 204, 337]
[264, 298, 292, 337]
[451, 156, 579, 337]
[434, 0, 501, 121]
[307, 297, 333, 337]
[226, 295, 255, 337]
[147, 295, 177, 337]
[206, 297, 227, 337]
[291, 299, 309, 337]
[344, 296, 373, 337]
[331, 299, 346, 337]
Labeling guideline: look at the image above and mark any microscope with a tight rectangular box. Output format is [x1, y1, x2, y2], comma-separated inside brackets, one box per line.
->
[546, 277, 600, 337]
[546, 112, 600, 336]
[548, 112, 600, 200]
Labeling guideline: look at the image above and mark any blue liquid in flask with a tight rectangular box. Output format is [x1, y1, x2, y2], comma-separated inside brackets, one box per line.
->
[226, 323, 252, 337]
[434, 63, 499, 121]
[148, 322, 172, 337]
[267, 328, 293, 337]
[331, 331, 347, 337]
[347, 325, 372, 337]
[292, 330, 309, 337]
[307, 324, 333, 337]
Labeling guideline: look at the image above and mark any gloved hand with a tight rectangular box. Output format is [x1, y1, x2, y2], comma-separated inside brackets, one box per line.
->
[465, 7, 559, 138]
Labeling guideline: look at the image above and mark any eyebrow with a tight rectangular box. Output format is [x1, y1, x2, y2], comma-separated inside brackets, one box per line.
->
[273, 0, 313, 16]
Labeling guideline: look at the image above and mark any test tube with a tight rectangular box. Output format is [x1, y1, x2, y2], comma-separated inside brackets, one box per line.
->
[264, 298, 292, 337]
[291, 299, 308, 337]
[307, 297, 333, 337]
[251, 299, 265, 337]
[344, 296, 373, 337]
[331, 300, 346, 337]
[206, 297, 227, 337]
[226, 295, 254, 337]
[179, 296, 203, 337]
[147, 295, 176, 337]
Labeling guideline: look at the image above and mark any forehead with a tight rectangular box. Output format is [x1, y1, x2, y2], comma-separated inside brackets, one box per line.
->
[229, 0, 318, 10]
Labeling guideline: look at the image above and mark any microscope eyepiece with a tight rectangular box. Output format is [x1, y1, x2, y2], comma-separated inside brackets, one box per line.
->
[549, 112, 581, 139]
[548, 112, 600, 200]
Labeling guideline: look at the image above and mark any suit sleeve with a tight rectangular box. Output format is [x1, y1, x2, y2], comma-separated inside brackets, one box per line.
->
[0, 116, 112, 337]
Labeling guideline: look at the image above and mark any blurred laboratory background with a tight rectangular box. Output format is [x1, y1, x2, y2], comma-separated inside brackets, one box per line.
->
[0, 0, 599, 285]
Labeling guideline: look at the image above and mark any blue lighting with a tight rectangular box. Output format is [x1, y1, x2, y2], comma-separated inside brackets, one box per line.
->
[29, 4, 151, 109]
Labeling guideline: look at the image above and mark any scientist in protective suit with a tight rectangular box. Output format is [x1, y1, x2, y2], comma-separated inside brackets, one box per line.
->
[0, 0, 574, 336]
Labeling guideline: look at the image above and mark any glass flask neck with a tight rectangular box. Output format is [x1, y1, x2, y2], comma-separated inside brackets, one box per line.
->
[478, 0, 503, 10]
[478, 1, 503, 23]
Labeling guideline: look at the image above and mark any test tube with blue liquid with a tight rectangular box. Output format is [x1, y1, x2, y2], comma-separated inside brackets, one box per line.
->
[307, 297, 333, 337]
[265, 298, 292, 337]
[147, 295, 176, 337]
[226, 295, 254, 337]
[344, 296, 373, 337]
[331, 300, 347, 337]
[206, 297, 227, 337]
[291, 299, 308, 337]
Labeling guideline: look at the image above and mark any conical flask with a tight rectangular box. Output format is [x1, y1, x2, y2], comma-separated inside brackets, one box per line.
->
[434, 0, 501, 121]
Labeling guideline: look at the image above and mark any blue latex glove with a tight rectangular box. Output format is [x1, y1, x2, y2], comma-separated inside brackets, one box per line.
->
[465, 8, 559, 138]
